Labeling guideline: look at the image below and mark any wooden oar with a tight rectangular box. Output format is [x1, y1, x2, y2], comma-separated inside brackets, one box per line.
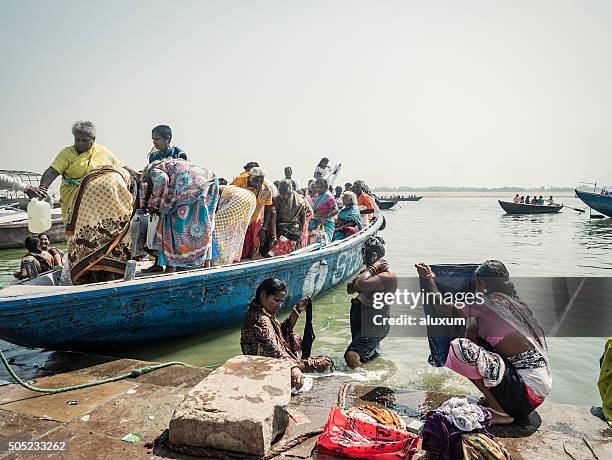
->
[561, 204, 586, 213]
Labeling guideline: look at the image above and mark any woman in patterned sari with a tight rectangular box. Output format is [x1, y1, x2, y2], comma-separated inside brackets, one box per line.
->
[231, 167, 274, 259]
[332, 190, 362, 241]
[241, 278, 334, 390]
[143, 159, 219, 272]
[268, 180, 307, 256]
[65, 165, 134, 284]
[213, 185, 257, 265]
[307, 178, 338, 245]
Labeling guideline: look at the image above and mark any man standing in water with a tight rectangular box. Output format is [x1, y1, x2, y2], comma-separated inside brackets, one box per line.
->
[344, 237, 398, 368]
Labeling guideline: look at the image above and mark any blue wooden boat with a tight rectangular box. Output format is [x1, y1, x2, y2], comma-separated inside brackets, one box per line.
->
[0, 218, 383, 349]
[575, 189, 612, 218]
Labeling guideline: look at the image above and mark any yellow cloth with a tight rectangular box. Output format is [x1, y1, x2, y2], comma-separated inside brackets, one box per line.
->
[598, 338, 612, 426]
[213, 185, 257, 265]
[231, 172, 273, 223]
[51, 144, 124, 221]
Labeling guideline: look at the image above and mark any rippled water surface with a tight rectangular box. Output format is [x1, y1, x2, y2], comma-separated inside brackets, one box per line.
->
[1, 194, 610, 405]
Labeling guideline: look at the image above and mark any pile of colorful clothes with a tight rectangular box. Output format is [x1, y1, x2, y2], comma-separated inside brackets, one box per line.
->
[422, 397, 511, 460]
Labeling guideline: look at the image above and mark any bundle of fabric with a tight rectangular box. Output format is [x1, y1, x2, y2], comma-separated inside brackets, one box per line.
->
[317, 404, 420, 459]
[346, 405, 406, 430]
[213, 185, 256, 265]
[422, 398, 509, 460]
[66, 165, 134, 284]
[462, 433, 511, 460]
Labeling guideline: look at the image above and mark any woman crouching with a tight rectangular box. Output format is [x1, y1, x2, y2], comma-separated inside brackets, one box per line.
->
[241, 278, 334, 390]
[415, 260, 552, 424]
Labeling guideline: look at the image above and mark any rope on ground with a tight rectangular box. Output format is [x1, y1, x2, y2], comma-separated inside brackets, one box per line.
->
[582, 436, 599, 459]
[337, 381, 351, 410]
[0, 347, 188, 394]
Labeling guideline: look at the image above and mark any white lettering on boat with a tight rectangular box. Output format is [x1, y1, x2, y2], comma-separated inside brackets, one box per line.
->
[303, 259, 329, 298]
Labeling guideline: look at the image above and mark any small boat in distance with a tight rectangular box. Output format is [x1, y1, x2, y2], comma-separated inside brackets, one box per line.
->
[498, 200, 563, 214]
[575, 189, 612, 218]
[377, 199, 398, 210]
[378, 195, 423, 202]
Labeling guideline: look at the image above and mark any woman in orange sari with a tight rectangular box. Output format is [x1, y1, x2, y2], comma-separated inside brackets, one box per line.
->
[231, 167, 274, 258]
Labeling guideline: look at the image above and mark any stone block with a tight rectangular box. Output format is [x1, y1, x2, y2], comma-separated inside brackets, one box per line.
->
[169, 355, 291, 456]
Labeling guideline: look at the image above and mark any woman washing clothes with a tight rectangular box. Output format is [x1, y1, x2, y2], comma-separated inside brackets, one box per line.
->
[241, 278, 334, 390]
[415, 260, 552, 424]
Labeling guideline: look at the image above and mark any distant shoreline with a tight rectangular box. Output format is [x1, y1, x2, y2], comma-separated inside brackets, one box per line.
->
[372, 186, 575, 192]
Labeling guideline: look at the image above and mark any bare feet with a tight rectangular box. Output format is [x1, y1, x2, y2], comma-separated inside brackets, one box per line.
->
[142, 265, 163, 273]
[488, 408, 514, 425]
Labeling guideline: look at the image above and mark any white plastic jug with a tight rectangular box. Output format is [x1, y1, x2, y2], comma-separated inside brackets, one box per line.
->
[27, 198, 52, 233]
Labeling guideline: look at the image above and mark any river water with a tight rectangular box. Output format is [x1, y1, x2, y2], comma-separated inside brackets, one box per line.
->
[1, 193, 610, 406]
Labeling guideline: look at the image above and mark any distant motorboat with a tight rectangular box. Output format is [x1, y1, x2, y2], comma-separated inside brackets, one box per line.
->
[498, 200, 563, 214]
[378, 195, 423, 202]
[575, 189, 612, 218]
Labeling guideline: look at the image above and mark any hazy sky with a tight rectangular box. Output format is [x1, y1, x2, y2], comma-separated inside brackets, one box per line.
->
[2, 1, 611, 188]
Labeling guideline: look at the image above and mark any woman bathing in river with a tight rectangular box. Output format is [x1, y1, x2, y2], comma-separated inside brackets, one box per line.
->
[241, 278, 334, 390]
[415, 260, 552, 424]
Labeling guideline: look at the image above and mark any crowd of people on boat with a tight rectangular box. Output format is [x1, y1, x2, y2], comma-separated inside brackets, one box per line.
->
[15, 121, 381, 284]
[512, 194, 556, 205]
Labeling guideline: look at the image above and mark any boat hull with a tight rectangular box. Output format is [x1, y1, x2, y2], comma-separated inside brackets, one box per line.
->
[498, 200, 562, 214]
[0, 219, 382, 348]
[575, 189, 612, 218]
[0, 219, 65, 249]
[377, 200, 398, 210]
